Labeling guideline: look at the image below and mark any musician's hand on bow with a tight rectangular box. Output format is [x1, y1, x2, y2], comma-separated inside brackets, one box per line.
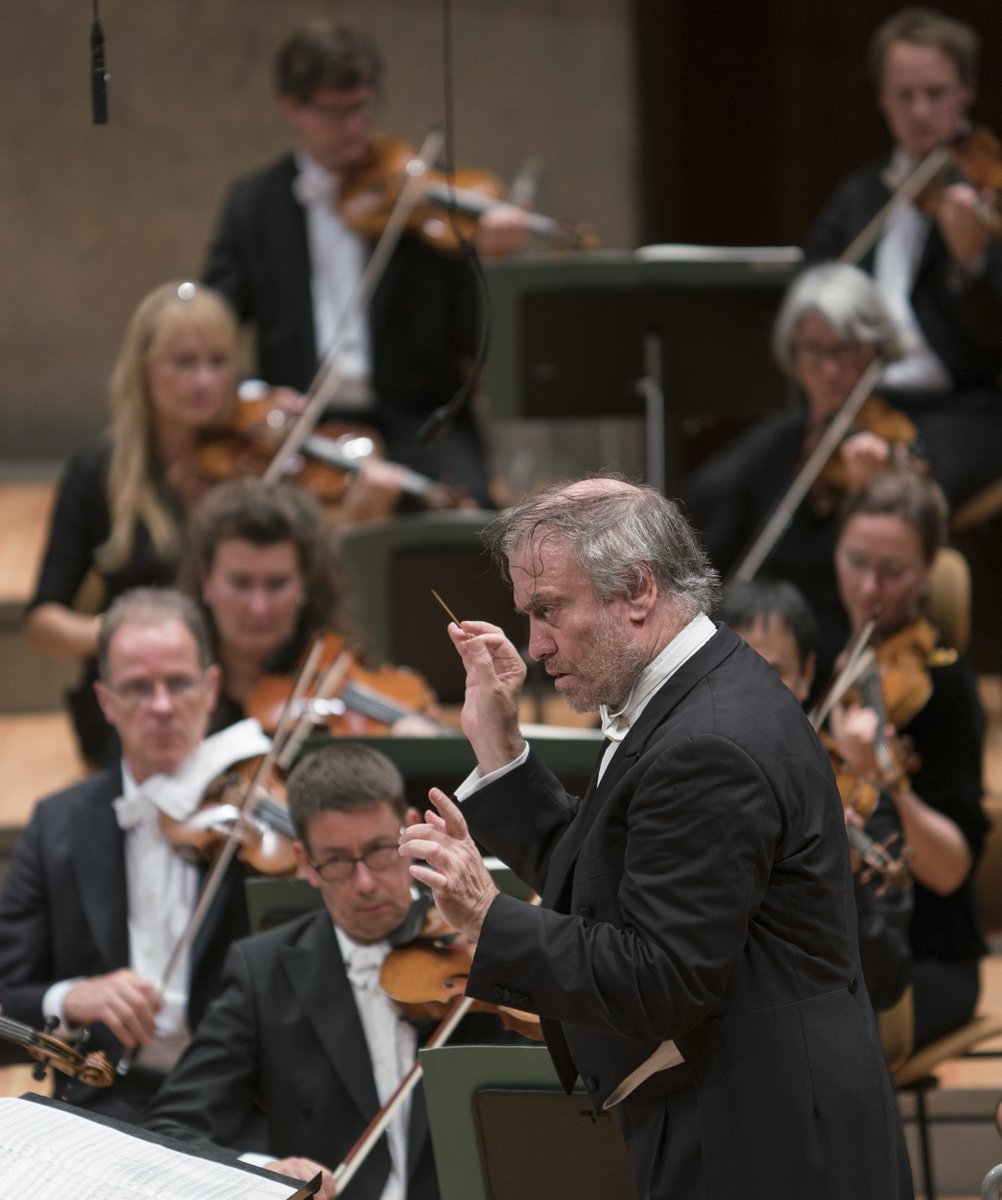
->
[829, 703, 881, 779]
[63, 969, 162, 1049]
[474, 204, 530, 260]
[267, 1157, 336, 1200]
[937, 182, 993, 275]
[399, 787, 499, 941]
[447, 620, 526, 774]
[840, 431, 891, 493]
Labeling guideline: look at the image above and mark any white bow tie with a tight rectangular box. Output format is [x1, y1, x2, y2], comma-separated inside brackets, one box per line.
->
[293, 170, 337, 206]
[346, 944, 386, 993]
[112, 789, 158, 832]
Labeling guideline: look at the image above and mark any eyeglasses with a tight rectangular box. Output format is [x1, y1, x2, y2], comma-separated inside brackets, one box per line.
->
[792, 339, 868, 367]
[837, 546, 922, 584]
[308, 843, 399, 882]
[106, 674, 205, 707]
[305, 96, 374, 124]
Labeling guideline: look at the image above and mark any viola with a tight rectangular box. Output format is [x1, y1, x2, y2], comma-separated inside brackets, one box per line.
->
[0, 1014, 115, 1089]
[158, 756, 297, 877]
[338, 134, 598, 254]
[247, 631, 448, 743]
[199, 383, 465, 511]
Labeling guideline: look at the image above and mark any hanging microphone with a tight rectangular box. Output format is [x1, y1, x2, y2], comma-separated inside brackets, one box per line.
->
[90, 9, 108, 125]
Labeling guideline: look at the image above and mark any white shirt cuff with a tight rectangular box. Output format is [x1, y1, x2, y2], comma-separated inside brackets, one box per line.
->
[42, 978, 85, 1033]
[454, 742, 530, 801]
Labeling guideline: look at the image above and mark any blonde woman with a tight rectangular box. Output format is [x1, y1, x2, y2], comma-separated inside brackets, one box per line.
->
[24, 281, 238, 764]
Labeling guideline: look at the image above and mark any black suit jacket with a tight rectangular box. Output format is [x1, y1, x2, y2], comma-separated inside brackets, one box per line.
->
[805, 155, 1002, 388]
[0, 767, 249, 1105]
[144, 909, 438, 1200]
[203, 153, 478, 415]
[463, 626, 909, 1199]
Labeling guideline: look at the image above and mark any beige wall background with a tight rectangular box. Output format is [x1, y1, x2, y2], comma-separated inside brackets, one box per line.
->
[0, 0, 638, 463]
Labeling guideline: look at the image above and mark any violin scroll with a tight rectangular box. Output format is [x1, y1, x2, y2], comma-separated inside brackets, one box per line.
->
[0, 1014, 115, 1089]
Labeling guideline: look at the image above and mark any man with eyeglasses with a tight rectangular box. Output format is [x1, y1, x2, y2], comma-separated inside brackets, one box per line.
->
[144, 742, 513, 1200]
[203, 19, 526, 512]
[805, 7, 1002, 507]
[0, 588, 260, 1123]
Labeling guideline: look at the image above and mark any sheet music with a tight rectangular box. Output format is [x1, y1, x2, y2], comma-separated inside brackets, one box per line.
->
[0, 1097, 307, 1199]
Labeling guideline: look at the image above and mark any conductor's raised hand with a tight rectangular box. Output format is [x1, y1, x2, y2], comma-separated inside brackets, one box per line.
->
[399, 788, 499, 940]
[447, 620, 526, 774]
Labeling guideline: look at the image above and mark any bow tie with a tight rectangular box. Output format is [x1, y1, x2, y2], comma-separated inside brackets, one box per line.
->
[346, 944, 386, 993]
[292, 170, 337, 206]
[112, 790, 157, 832]
[599, 706, 632, 743]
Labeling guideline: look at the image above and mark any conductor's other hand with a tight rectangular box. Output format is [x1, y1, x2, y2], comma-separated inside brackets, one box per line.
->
[63, 969, 162, 1048]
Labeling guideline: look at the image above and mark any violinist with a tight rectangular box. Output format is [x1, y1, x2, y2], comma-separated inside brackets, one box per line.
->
[685, 261, 918, 689]
[829, 466, 990, 1047]
[145, 742, 519, 1200]
[719, 578, 913, 1019]
[0, 589, 253, 1123]
[203, 20, 528, 511]
[806, 7, 1002, 506]
[23, 280, 240, 767]
[179, 477, 437, 738]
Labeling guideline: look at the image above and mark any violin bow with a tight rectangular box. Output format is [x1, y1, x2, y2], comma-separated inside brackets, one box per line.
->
[730, 358, 885, 584]
[262, 128, 446, 487]
[807, 615, 878, 733]
[839, 146, 952, 266]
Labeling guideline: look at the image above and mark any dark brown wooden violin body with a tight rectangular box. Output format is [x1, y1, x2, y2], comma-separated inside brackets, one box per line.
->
[247, 631, 445, 739]
[915, 125, 1002, 236]
[338, 134, 598, 253]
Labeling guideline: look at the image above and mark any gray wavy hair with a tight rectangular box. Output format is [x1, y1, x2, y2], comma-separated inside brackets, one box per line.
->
[772, 262, 905, 377]
[485, 478, 719, 620]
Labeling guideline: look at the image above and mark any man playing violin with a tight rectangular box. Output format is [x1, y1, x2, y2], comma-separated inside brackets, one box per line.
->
[203, 19, 526, 511]
[145, 742, 516, 1200]
[806, 6, 1002, 506]
[399, 477, 911, 1200]
[0, 589, 256, 1123]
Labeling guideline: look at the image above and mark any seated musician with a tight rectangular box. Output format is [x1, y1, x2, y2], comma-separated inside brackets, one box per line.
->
[719, 578, 912, 1019]
[685, 260, 920, 689]
[805, 7, 1002, 507]
[145, 741, 523, 1200]
[828, 465, 989, 1047]
[23, 281, 240, 768]
[0, 589, 258, 1122]
[178, 477, 438, 736]
[203, 19, 528, 511]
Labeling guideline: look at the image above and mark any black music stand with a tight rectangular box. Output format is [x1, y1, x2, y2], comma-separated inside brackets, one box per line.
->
[421, 1045, 633, 1200]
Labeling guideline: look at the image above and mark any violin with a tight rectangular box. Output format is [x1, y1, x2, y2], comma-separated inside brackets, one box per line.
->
[0, 1014, 115, 1089]
[338, 134, 598, 254]
[158, 756, 297, 876]
[913, 126, 1002, 236]
[247, 631, 448, 744]
[380, 906, 543, 1041]
[199, 382, 465, 511]
[807, 395, 924, 518]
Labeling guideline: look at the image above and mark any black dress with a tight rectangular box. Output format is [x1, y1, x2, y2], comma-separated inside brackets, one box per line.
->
[25, 440, 181, 764]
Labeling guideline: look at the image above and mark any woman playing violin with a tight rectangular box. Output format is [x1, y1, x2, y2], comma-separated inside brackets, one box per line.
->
[685, 261, 919, 689]
[203, 20, 529, 511]
[829, 466, 989, 1047]
[806, 7, 1002, 506]
[24, 281, 239, 766]
[179, 477, 438, 738]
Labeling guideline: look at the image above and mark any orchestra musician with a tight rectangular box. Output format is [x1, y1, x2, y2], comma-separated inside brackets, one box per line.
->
[144, 741, 517, 1200]
[23, 280, 240, 767]
[178, 477, 437, 737]
[684, 260, 918, 690]
[719, 578, 913, 1019]
[805, 6, 1002, 506]
[398, 477, 910, 1200]
[827, 465, 990, 1047]
[202, 20, 527, 510]
[0, 589, 256, 1123]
